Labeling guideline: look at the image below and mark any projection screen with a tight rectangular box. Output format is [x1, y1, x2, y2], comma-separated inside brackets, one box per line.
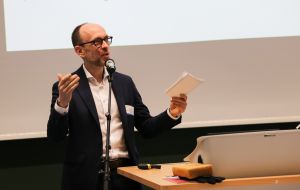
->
[1, 0, 300, 140]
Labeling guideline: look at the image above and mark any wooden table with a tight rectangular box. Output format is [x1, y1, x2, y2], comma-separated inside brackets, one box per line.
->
[118, 163, 300, 190]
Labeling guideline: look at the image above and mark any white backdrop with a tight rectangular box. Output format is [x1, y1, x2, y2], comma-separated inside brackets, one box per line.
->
[4, 0, 300, 51]
[1, 0, 300, 140]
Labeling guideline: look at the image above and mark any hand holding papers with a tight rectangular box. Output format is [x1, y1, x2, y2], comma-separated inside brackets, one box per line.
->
[166, 72, 203, 97]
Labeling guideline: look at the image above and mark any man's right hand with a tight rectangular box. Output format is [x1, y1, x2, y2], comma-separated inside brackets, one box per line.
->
[57, 73, 80, 108]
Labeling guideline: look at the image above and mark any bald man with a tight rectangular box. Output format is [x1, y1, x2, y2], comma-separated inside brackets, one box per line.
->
[47, 23, 187, 190]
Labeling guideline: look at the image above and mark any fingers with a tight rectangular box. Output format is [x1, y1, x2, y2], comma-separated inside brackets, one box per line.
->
[57, 74, 80, 94]
[65, 81, 79, 94]
[171, 94, 187, 105]
[56, 73, 80, 107]
[64, 75, 80, 94]
[169, 94, 188, 117]
[58, 73, 71, 90]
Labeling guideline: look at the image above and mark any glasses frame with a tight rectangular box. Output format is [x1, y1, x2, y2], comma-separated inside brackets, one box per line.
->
[78, 36, 113, 48]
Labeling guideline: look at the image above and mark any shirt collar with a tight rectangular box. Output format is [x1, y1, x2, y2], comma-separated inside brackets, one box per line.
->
[82, 64, 109, 82]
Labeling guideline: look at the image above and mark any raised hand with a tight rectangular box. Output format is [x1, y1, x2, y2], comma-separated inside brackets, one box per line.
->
[169, 94, 188, 117]
[57, 73, 80, 108]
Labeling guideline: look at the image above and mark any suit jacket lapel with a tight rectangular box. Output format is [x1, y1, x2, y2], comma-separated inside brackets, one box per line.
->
[75, 66, 100, 127]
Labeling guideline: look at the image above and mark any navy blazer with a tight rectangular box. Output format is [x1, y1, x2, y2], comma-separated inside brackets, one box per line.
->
[47, 65, 181, 190]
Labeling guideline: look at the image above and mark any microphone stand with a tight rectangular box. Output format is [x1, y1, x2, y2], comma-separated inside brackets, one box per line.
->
[103, 70, 114, 190]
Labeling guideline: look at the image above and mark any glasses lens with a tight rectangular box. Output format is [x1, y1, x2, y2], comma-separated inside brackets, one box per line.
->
[92, 36, 113, 47]
[105, 36, 112, 45]
[92, 39, 102, 47]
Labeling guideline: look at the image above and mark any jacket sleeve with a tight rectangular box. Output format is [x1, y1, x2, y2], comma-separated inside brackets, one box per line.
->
[47, 82, 69, 142]
[130, 78, 181, 137]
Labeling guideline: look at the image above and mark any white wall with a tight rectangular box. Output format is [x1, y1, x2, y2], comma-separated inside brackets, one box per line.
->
[1, 0, 300, 140]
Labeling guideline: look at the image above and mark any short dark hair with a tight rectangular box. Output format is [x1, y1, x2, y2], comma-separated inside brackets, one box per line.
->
[71, 23, 87, 47]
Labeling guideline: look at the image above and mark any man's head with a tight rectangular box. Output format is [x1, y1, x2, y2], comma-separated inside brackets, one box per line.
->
[71, 23, 112, 67]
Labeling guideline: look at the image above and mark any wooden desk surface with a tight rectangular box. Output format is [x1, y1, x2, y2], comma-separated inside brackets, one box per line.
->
[118, 163, 300, 190]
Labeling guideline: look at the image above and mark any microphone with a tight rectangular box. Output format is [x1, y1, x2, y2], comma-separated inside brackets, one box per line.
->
[105, 58, 116, 75]
[138, 163, 161, 170]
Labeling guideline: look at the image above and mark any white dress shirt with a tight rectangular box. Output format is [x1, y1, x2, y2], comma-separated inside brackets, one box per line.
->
[55, 64, 129, 159]
[54, 64, 180, 159]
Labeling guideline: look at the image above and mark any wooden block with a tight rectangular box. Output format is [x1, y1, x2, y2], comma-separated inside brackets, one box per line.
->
[172, 163, 213, 179]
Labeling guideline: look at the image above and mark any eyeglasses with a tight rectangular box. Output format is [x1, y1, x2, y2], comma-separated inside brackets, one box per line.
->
[78, 36, 113, 48]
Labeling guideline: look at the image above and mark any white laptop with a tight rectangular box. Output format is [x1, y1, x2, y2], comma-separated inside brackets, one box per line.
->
[184, 129, 300, 178]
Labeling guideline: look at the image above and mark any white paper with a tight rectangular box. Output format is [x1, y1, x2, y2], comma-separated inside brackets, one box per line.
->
[165, 72, 203, 97]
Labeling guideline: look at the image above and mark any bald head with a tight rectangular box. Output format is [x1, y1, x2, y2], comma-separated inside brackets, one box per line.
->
[71, 23, 107, 47]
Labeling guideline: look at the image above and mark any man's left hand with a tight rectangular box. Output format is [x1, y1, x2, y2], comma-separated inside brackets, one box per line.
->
[169, 94, 188, 118]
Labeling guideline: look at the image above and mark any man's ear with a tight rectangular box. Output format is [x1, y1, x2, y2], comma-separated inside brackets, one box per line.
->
[74, 45, 85, 58]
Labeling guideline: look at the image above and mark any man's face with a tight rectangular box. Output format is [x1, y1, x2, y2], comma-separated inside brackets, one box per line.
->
[76, 24, 111, 66]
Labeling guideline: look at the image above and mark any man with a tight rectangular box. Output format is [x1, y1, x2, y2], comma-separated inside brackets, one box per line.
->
[47, 23, 188, 190]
